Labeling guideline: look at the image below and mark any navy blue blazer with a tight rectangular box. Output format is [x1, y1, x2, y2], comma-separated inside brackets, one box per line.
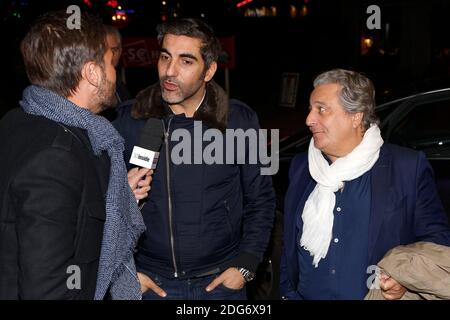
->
[280, 143, 450, 298]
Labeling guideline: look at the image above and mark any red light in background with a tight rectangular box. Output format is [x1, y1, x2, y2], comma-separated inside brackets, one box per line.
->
[106, 0, 119, 8]
[237, 0, 254, 8]
[83, 0, 93, 7]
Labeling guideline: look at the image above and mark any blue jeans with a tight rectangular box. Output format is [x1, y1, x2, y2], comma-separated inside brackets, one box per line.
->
[141, 271, 247, 300]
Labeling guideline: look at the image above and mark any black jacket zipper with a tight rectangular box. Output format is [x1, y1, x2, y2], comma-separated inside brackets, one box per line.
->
[162, 116, 178, 278]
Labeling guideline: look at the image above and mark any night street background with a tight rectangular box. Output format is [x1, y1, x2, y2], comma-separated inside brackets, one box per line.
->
[1, 0, 449, 137]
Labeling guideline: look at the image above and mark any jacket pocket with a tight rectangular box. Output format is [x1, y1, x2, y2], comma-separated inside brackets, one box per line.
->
[74, 201, 106, 263]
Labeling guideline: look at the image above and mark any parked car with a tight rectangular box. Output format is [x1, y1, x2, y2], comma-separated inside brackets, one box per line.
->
[248, 87, 450, 300]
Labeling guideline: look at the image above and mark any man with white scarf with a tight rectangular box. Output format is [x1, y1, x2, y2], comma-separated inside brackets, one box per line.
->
[280, 69, 450, 300]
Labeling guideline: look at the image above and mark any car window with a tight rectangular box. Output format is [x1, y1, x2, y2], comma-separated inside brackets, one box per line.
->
[278, 128, 311, 157]
[388, 98, 450, 156]
[376, 101, 402, 125]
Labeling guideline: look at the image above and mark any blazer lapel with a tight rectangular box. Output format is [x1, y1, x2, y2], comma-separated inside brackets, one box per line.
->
[284, 156, 315, 287]
[286, 157, 315, 234]
[368, 144, 391, 264]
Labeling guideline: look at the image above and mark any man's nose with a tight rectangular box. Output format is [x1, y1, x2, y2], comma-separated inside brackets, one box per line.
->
[165, 60, 177, 77]
[306, 110, 316, 127]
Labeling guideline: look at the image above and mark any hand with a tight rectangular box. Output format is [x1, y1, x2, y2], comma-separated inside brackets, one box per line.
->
[380, 273, 407, 300]
[127, 168, 153, 200]
[137, 272, 167, 298]
[205, 267, 246, 292]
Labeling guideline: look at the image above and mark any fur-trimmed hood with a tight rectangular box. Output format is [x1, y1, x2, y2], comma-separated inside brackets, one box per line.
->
[131, 80, 229, 132]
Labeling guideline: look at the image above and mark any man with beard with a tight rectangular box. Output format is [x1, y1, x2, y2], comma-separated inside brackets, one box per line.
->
[0, 11, 151, 299]
[114, 18, 275, 300]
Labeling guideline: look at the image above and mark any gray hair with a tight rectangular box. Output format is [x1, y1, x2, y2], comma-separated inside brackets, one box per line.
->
[313, 69, 379, 130]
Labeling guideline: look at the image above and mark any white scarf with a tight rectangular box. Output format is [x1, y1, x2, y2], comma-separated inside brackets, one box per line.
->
[300, 124, 384, 267]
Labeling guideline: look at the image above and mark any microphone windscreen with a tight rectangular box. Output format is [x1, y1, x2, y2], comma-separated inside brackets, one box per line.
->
[139, 118, 164, 151]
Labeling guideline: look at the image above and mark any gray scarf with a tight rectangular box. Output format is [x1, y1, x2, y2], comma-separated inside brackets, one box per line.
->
[20, 85, 145, 299]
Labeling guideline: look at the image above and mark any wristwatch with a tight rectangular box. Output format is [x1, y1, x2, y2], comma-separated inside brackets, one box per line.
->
[238, 267, 255, 282]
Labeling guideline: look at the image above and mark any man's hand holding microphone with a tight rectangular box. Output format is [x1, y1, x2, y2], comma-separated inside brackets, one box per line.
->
[127, 118, 164, 202]
[128, 167, 153, 201]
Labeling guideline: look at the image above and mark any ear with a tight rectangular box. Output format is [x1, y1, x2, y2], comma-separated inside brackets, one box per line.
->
[81, 61, 101, 88]
[352, 112, 364, 128]
[203, 61, 217, 82]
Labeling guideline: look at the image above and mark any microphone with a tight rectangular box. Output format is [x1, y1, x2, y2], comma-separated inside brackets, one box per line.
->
[129, 118, 164, 169]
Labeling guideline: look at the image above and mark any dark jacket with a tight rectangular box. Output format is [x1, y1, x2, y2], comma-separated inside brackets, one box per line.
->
[113, 81, 275, 279]
[0, 108, 109, 299]
[280, 143, 450, 299]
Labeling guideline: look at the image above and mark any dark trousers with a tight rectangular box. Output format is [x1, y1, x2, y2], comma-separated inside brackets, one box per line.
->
[142, 271, 247, 300]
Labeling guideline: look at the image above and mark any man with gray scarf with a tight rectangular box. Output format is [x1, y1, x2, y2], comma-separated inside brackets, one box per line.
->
[0, 11, 150, 299]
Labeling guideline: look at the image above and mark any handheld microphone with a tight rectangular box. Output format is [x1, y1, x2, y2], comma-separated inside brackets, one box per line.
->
[129, 118, 164, 169]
